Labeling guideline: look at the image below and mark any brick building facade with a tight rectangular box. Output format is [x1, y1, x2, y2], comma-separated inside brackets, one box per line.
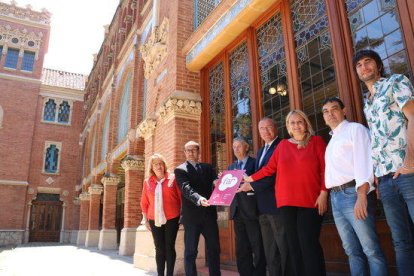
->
[2, 0, 414, 274]
[0, 2, 85, 246]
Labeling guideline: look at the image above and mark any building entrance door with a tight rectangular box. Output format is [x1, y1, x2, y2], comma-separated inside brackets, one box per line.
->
[29, 194, 63, 242]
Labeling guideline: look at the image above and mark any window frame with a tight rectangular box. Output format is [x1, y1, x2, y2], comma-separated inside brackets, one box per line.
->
[4, 47, 20, 69]
[42, 141, 62, 175]
[41, 97, 73, 126]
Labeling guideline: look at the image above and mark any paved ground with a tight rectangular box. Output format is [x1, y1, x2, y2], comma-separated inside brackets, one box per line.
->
[0, 243, 156, 276]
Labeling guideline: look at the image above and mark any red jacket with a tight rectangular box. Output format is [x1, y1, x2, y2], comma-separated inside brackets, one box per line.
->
[252, 136, 327, 208]
[140, 173, 182, 220]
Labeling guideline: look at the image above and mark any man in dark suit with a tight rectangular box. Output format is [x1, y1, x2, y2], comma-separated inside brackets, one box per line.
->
[229, 137, 266, 276]
[239, 117, 289, 276]
[174, 141, 221, 276]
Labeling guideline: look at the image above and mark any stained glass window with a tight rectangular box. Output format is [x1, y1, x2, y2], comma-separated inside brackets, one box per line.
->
[291, 0, 338, 140]
[101, 111, 110, 160]
[194, 0, 221, 29]
[43, 99, 57, 122]
[346, 0, 412, 79]
[21, 51, 35, 71]
[5, 48, 19, 69]
[229, 42, 252, 145]
[117, 74, 131, 143]
[45, 144, 59, 173]
[57, 101, 70, 123]
[256, 12, 290, 138]
[209, 62, 227, 173]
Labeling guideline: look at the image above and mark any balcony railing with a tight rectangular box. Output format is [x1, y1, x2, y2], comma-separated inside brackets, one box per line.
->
[194, 0, 222, 30]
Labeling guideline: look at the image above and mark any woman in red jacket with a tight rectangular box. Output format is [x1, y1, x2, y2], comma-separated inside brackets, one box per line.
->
[140, 153, 181, 276]
[244, 110, 328, 276]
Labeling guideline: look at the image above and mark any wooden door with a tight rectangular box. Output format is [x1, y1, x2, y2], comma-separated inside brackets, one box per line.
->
[29, 200, 63, 242]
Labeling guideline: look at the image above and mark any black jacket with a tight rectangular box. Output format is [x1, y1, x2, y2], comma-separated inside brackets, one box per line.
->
[229, 156, 258, 219]
[174, 162, 218, 225]
[250, 137, 281, 215]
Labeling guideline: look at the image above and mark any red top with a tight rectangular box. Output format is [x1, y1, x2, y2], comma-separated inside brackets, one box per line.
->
[140, 173, 182, 220]
[251, 136, 327, 208]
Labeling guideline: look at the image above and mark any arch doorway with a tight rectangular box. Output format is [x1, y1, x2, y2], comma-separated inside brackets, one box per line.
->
[29, 193, 63, 242]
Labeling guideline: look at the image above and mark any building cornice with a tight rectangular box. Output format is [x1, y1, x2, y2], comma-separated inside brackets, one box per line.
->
[0, 72, 41, 84]
[0, 179, 28, 186]
[40, 85, 84, 101]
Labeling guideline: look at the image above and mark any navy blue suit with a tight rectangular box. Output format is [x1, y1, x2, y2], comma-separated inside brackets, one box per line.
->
[228, 156, 266, 276]
[249, 138, 290, 276]
[175, 162, 221, 276]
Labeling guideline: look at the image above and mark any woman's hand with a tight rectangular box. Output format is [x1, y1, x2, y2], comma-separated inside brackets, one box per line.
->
[315, 190, 328, 215]
[243, 175, 253, 183]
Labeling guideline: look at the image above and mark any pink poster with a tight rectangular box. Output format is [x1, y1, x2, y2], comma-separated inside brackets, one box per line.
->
[209, 170, 245, 206]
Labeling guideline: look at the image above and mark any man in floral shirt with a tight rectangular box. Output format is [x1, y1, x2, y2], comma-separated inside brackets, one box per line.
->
[353, 49, 414, 275]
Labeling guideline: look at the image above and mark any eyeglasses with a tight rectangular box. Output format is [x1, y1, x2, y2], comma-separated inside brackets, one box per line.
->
[185, 148, 199, 153]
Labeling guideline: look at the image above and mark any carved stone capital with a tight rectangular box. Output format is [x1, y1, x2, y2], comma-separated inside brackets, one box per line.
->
[88, 184, 103, 195]
[79, 192, 90, 201]
[137, 118, 157, 140]
[101, 175, 120, 186]
[140, 17, 169, 79]
[73, 197, 80, 205]
[121, 155, 145, 171]
[158, 91, 202, 124]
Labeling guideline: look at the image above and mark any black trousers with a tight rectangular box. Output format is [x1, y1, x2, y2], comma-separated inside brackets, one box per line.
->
[183, 215, 221, 276]
[234, 216, 266, 276]
[279, 206, 326, 276]
[149, 217, 180, 276]
[259, 213, 290, 276]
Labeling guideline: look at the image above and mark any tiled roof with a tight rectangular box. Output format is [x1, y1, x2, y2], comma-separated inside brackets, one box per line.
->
[41, 68, 87, 90]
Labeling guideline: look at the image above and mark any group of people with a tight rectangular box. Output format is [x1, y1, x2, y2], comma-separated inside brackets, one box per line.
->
[140, 48, 414, 276]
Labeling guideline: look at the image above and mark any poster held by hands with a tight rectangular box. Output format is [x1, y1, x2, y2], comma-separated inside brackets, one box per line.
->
[208, 170, 245, 206]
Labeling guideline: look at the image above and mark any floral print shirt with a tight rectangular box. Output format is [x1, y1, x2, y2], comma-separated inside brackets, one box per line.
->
[363, 74, 414, 177]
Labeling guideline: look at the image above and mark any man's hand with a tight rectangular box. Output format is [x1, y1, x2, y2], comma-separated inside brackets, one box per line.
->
[354, 193, 368, 220]
[237, 182, 253, 193]
[393, 165, 414, 179]
[200, 197, 210, 207]
[314, 190, 328, 215]
[243, 175, 253, 182]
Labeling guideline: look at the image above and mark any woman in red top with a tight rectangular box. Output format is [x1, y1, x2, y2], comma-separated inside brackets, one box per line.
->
[140, 153, 181, 276]
[244, 110, 328, 276]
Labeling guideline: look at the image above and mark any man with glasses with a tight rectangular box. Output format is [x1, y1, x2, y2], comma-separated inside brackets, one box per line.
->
[175, 141, 221, 276]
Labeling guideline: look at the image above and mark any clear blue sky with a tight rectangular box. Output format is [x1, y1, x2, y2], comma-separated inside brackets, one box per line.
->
[8, 0, 119, 75]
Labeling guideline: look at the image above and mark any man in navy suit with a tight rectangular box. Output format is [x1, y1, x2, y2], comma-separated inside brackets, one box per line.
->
[239, 117, 290, 276]
[175, 141, 221, 276]
[228, 137, 266, 276]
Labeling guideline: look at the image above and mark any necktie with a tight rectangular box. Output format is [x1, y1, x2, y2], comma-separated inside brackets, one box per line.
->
[195, 163, 202, 175]
[237, 161, 243, 170]
[259, 145, 269, 166]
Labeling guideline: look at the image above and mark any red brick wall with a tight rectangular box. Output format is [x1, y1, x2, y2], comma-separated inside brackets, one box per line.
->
[0, 186, 27, 229]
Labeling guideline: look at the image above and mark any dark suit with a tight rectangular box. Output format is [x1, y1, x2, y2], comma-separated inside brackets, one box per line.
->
[250, 138, 290, 276]
[229, 156, 266, 276]
[175, 162, 221, 276]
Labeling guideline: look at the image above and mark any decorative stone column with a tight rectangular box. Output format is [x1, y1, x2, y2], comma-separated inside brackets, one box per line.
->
[59, 202, 67, 243]
[77, 192, 90, 245]
[70, 197, 80, 244]
[85, 184, 103, 247]
[119, 155, 145, 256]
[98, 174, 120, 250]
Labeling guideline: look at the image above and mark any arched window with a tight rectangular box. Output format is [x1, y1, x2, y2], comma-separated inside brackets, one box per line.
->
[43, 99, 57, 122]
[101, 111, 110, 160]
[117, 74, 132, 143]
[44, 143, 60, 174]
[58, 101, 71, 123]
[90, 134, 96, 172]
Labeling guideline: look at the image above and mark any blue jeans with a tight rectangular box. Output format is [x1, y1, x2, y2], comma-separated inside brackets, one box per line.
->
[331, 187, 388, 276]
[378, 172, 414, 275]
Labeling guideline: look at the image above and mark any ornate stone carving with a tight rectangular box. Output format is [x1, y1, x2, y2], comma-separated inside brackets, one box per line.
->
[79, 192, 90, 201]
[137, 118, 157, 140]
[73, 197, 80, 205]
[121, 155, 144, 171]
[0, 2, 51, 25]
[0, 24, 43, 53]
[101, 174, 121, 186]
[88, 184, 103, 195]
[140, 17, 169, 79]
[158, 92, 202, 124]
